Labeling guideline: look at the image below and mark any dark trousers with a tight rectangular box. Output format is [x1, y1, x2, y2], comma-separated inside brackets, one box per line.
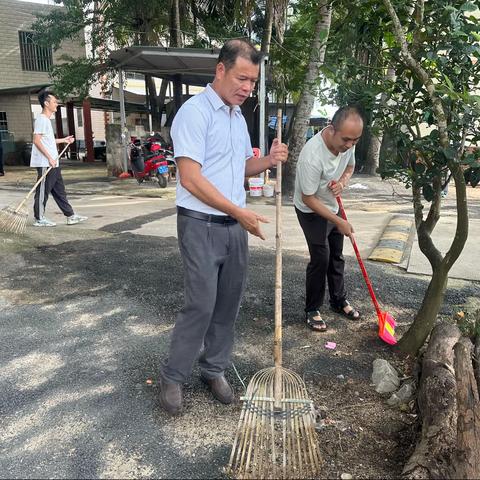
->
[33, 167, 74, 220]
[162, 212, 248, 384]
[296, 207, 346, 313]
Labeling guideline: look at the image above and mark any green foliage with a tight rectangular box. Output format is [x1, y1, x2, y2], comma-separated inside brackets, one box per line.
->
[268, 0, 319, 99]
[375, 1, 480, 201]
[31, 0, 259, 100]
[50, 57, 97, 100]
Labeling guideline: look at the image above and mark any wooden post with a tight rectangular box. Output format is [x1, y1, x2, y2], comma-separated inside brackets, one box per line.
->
[83, 98, 94, 163]
[66, 102, 77, 160]
[453, 337, 480, 479]
[54, 107, 64, 139]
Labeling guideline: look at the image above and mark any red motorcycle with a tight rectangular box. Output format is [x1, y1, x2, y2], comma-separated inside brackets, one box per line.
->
[129, 137, 173, 188]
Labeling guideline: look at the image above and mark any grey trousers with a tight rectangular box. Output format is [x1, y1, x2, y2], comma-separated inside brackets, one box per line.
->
[162, 214, 248, 384]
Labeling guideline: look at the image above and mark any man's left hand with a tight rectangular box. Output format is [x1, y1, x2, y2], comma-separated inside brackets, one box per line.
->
[269, 138, 288, 166]
[64, 135, 75, 144]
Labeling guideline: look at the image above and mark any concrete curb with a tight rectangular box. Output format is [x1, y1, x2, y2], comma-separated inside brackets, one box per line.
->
[368, 215, 415, 264]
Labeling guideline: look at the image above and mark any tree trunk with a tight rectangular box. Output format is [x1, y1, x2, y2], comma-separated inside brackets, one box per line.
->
[169, 0, 183, 114]
[367, 67, 396, 175]
[170, 0, 181, 47]
[475, 332, 480, 394]
[453, 337, 480, 479]
[402, 323, 461, 478]
[146, 75, 161, 131]
[398, 266, 448, 354]
[283, 1, 332, 197]
[364, 132, 382, 175]
[261, 0, 274, 54]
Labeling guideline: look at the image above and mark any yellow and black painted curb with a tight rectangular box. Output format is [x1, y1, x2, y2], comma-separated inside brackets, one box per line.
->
[368, 215, 414, 264]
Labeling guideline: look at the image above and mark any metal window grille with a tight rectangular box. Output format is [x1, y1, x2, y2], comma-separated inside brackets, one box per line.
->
[0, 112, 8, 131]
[18, 31, 53, 72]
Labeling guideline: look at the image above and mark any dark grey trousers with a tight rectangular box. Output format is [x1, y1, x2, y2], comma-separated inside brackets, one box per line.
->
[162, 214, 248, 384]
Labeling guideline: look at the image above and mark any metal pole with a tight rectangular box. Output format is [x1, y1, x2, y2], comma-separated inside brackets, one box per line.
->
[259, 56, 267, 157]
[259, 56, 267, 181]
[118, 68, 128, 172]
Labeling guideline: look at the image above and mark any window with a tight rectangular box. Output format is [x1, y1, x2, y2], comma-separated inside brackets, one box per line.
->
[18, 31, 53, 72]
[0, 112, 7, 132]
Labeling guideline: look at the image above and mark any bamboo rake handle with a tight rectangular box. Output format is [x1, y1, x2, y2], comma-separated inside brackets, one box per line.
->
[15, 143, 71, 212]
[274, 109, 283, 407]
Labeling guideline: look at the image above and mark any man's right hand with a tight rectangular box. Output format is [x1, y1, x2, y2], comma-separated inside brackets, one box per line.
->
[337, 218, 354, 237]
[234, 208, 269, 240]
[48, 157, 57, 168]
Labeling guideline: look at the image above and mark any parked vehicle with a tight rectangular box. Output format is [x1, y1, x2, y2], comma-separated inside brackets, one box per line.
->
[77, 140, 107, 161]
[129, 137, 174, 188]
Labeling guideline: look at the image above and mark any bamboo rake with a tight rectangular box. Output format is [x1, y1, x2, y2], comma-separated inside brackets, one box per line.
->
[226, 110, 322, 479]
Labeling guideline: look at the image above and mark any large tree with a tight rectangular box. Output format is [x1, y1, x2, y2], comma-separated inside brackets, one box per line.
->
[378, 0, 480, 354]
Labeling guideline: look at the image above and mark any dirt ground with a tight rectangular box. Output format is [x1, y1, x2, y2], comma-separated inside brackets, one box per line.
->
[1, 220, 479, 478]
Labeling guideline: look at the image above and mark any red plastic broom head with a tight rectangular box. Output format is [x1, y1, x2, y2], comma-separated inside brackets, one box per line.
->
[378, 311, 397, 345]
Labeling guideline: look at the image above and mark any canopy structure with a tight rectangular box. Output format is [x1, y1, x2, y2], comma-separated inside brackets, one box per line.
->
[109, 46, 219, 87]
[108, 46, 268, 172]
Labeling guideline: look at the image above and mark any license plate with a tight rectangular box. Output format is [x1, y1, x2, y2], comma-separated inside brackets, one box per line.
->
[157, 165, 168, 174]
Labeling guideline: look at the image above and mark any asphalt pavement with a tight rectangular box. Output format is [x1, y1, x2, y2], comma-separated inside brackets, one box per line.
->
[0, 163, 479, 478]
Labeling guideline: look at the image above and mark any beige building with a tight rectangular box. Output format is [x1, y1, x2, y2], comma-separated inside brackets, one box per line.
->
[0, 0, 106, 163]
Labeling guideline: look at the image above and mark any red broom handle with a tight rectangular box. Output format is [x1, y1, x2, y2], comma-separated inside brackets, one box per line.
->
[336, 195, 382, 317]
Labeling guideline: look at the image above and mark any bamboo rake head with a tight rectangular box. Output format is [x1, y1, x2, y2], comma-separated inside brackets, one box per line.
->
[227, 367, 322, 479]
[0, 205, 28, 235]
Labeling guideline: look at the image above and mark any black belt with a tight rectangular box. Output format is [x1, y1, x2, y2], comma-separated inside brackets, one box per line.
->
[177, 206, 237, 225]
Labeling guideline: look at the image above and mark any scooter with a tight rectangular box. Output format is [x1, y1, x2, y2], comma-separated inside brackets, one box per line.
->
[129, 137, 171, 188]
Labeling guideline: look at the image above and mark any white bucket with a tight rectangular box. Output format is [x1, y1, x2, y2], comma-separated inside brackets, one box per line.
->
[263, 183, 274, 197]
[248, 177, 264, 197]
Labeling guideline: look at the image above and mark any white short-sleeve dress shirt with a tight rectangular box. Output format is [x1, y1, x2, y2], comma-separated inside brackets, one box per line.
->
[171, 84, 253, 215]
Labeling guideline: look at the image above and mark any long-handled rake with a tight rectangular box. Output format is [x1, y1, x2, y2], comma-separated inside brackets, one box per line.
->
[0, 143, 70, 235]
[227, 110, 322, 479]
[336, 195, 397, 345]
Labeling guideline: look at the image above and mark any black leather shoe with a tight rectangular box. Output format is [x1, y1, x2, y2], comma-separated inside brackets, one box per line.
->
[159, 379, 183, 415]
[201, 374, 234, 404]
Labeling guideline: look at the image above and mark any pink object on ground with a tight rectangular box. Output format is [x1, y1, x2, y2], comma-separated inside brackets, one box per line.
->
[324, 342, 337, 350]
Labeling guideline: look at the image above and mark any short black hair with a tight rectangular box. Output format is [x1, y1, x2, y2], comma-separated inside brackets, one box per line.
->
[217, 39, 264, 71]
[38, 89, 56, 109]
[331, 106, 364, 130]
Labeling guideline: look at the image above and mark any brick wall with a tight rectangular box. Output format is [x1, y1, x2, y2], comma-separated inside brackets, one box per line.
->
[0, 0, 86, 89]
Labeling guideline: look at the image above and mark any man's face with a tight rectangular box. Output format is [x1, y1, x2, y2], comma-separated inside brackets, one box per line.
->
[215, 57, 259, 106]
[44, 95, 59, 112]
[330, 117, 363, 153]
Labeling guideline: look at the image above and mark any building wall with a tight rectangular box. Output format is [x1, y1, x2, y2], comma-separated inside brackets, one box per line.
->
[0, 94, 32, 141]
[0, 0, 86, 89]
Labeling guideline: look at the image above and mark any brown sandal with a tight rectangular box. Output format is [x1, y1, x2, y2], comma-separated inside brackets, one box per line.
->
[306, 310, 328, 332]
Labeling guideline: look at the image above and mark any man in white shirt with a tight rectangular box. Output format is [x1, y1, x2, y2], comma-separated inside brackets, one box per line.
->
[294, 106, 364, 332]
[31, 89, 87, 227]
[160, 39, 288, 415]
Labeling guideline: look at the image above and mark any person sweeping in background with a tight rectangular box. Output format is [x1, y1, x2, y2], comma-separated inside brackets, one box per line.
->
[294, 106, 364, 332]
[159, 39, 288, 415]
[31, 89, 87, 227]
